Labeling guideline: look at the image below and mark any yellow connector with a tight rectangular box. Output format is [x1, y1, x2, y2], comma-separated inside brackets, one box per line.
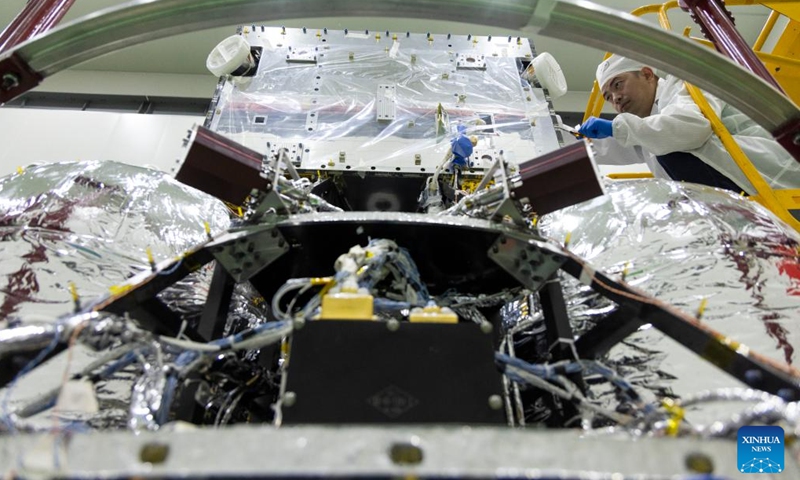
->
[319, 287, 374, 320]
[109, 284, 134, 296]
[662, 398, 685, 437]
[696, 298, 708, 320]
[409, 304, 458, 324]
[146, 247, 156, 271]
[68, 281, 81, 312]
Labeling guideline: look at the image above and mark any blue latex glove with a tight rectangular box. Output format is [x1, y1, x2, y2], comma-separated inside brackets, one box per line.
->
[578, 117, 613, 139]
[450, 125, 474, 167]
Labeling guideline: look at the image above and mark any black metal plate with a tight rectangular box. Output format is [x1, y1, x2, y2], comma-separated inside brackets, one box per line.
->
[282, 320, 506, 424]
[249, 217, 520, 298]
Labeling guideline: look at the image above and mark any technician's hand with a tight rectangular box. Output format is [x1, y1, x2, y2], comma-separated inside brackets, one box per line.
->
[578, 117, 613, 139]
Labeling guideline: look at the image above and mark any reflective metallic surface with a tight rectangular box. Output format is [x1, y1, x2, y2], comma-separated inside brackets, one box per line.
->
[540, 179, 800, 423]
[0, 160, 231, 324]
[1, 165, 800, 477]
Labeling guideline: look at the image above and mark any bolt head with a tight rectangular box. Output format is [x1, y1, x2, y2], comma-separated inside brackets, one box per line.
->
[684, 452, 714, 474]
[1, 73, 20, 90]
[139, 442, 170, 464]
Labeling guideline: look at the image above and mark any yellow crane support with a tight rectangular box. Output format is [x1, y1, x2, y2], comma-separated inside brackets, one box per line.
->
[585, 0, 800, 232]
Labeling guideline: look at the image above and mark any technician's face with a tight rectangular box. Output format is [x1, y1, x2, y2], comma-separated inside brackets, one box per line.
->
[601, 69, 657, 118]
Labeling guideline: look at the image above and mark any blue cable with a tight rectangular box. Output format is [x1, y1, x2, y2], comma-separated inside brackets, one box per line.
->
[157, 257, 184, 276]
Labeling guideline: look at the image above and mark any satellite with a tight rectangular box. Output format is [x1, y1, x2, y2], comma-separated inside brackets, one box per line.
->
[2, 3, 800, 479]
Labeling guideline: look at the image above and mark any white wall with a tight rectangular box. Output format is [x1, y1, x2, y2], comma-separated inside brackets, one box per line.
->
[0, 109, 204, 178]
[33, 71, 219, 98]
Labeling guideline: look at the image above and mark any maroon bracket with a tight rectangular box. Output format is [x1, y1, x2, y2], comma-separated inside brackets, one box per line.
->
[0, 0, 77, 103]
[0, 52, 42, 103]
[513, 141, 604, 216]
[175, 126, 269, 205]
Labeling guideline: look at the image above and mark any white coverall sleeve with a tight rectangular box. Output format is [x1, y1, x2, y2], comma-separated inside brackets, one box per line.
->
[611, 78, 715, 156]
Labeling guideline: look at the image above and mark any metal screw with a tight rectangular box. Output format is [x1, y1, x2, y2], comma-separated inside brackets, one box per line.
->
[386, 319, 400, 332]
[293, 318, 306, 330]
[139, 442, 170, 464]
[283, 391, 297, 407]
[684, 452, 714, 474]
[480, 321, 493, 334]
[1, 73, 19, 90]
[488, 394, 503, 410]
[778, 388, 795, 401]
[389, 442, 423, 465]
[744, 369, 762, 384]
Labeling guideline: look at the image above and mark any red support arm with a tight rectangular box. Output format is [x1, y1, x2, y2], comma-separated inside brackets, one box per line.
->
[0, 0, 76, 102]
[678, 0, 783, 92]
[0, 0, 76, 54]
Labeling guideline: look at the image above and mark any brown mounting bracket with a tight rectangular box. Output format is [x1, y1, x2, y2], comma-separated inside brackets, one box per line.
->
[0, 52, 41, 104]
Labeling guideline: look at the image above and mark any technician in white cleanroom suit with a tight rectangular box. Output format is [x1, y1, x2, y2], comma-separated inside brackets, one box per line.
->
[579, 54, 800, 195]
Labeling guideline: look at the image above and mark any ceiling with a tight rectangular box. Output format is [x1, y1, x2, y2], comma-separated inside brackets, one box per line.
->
[0, 0, 774, 102]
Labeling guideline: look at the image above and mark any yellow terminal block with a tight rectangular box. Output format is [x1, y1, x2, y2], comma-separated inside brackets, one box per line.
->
[109, 284, 134, 296]
[319, 286, 374, 320]
[409, 304, 458, 324]
[662, 398, 685, 437]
